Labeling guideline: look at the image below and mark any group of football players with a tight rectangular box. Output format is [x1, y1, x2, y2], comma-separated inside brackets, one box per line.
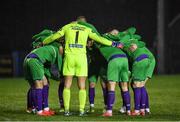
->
[23, 16, 155, 117]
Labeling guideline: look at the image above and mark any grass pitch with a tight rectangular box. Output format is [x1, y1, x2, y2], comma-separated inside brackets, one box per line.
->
[0, 75, 180, 121]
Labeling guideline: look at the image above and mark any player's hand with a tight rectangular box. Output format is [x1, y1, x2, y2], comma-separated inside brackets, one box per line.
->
[129, 43, 137, 52]
[40, 42, 45, 46]
[112, 41, 123, 48]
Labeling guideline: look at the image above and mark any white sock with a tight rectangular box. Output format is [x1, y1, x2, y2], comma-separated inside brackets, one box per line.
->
[90, 104, 94, 107]
[107, 110, 112, 113]
[145, 108, 150, 112]
[140, 109, 145, 112]
[37, 110, 43, 114]
[127, 110, 131, 113]
[44, 107, 49, 111]
[135, 110, 140, 113]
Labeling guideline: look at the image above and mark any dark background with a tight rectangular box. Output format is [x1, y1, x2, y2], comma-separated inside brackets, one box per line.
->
[0, 0, 180, 76]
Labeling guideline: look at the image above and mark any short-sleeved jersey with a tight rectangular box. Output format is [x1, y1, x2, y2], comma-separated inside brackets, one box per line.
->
[43, 22, 112, 55]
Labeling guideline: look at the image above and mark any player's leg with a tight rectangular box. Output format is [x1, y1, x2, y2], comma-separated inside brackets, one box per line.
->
[28, 58, 51, 116]
[120, 82, 131, 115]
[103, 81, 116, 117]
[119, 71, 131, 113]
[103, 59, 119, 117]
[34, 79, 45, 115]
[131, 59, 149, 116]
[87, 60, 101, 111]
[88, 75, 97, 112]
[31, 86, 36, 113]
[62, 54, 75, 116]
[120, 61, 131, 115]
[24, 59, 34, 113]
[24, 58, 45, 115]
[42, 76, 49, 110]
[99, 67, 108, 112]
[77, 76, 87, 116]
[141, 78, 150, 114]
[118, 83, 126, 113]
[42, 76, 55, 115]
[26, 87, 33, 113]
[101, 80, 108, 112]
[118, 58, 131, 115]
[141, 58, 155, 114]
[26, 85, 36, 114]
[63, 76, 73, 115]
[58, 78, 65, 112]
[76, 54, 88, 116]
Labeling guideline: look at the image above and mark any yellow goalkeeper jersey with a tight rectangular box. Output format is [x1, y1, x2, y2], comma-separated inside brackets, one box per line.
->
[43, 22, 112, 54]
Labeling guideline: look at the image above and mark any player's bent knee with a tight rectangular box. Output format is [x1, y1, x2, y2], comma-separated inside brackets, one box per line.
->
[90, 82, 96, 88]
[35, 80, 43, 89]
[101, 81, 107, 88]
[133, 81, 142, 88]
[108, 81, 116, 91]
[141, 81, 146, 87]
[78, 82, 86, 89]
[42, 76, 48, 86]
[120, 82, 128, 92]
[64, 82, 72, 89]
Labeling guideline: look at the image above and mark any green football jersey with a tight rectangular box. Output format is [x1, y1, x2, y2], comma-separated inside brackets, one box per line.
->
[30, 45, 62, 72]
[98, 33, 126, 61]
[117, 28, 153, 60]
[32, 29, 55, 48]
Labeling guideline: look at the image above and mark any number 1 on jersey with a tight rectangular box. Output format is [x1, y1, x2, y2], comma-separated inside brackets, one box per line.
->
[75, 31, 79, 44]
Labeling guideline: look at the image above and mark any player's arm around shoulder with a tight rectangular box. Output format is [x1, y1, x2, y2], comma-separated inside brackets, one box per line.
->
[88, 29, 112, 46]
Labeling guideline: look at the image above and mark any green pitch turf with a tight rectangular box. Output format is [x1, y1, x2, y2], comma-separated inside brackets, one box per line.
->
[0, 75, 180, 121]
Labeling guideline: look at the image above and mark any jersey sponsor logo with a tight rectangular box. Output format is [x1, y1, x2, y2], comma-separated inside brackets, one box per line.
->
[71, 26, 85, 31]
[69, 44, 83, 48]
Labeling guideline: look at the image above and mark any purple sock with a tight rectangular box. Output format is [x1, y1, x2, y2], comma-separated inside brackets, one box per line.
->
[118, 83, 125, 106]
[133, 87, 141, 111]
[89, 87, 95, 105]
[31, 88, 36, 108]
[122, 91, 131, 111]
[140, 87, 147, 109]
[102, 87, 108, 106]
[27, 88, 32, 108]
[144, 87, 149, 108]
[36, 88, 43, 111]
[121, 90, 126, 107]
[58, 81, 64, 107]
[42, 85, 49, 109]
[107, 91, 115, 110]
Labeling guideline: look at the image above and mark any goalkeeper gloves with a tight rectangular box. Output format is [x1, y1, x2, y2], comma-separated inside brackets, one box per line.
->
[112, 41, 123, 48]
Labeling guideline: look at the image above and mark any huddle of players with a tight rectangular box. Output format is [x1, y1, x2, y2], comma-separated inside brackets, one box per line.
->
[87, 26, 155, 117]
[23, 16, 155, 117]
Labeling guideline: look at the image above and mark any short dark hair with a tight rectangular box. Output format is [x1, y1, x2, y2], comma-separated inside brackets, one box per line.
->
[77, 16, 87, 22]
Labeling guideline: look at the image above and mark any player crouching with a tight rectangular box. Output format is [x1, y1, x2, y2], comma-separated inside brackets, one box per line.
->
[24, 30, 63, 116]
